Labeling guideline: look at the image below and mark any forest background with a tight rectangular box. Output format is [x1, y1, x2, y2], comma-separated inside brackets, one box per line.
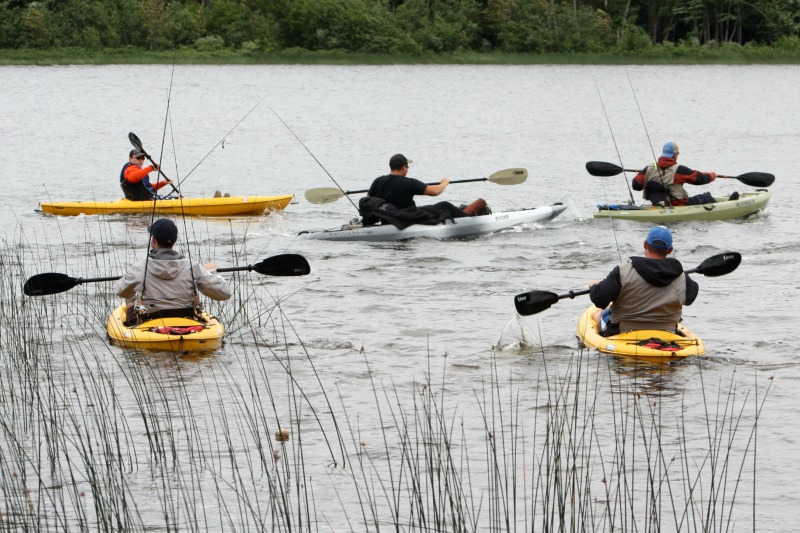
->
[2, 0, 800, 63]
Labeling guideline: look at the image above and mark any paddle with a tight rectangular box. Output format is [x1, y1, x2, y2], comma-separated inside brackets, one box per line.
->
[513, 252, 742, 316]
[128, 132, 181, 196]
[23, 254, 311, 296]
[585, 161, 774, 188]
[303, 167, 529, 205]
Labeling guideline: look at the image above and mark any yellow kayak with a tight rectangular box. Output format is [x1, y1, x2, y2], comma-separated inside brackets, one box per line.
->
[576, 305, 704, 363]
[106, 305, 224, 352]
[39, 194, 293, 217]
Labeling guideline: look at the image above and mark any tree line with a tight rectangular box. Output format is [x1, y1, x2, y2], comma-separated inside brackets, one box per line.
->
[2, 0, 799, 55]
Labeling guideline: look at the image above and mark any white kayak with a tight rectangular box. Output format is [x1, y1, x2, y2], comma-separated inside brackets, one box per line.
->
[299, 204, 566, 242]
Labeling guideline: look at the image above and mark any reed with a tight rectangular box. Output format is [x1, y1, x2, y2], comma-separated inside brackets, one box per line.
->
[0, 226, 769, 531]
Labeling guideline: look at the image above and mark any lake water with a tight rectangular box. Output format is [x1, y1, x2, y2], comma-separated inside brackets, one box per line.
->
[1, 64, 798, 531]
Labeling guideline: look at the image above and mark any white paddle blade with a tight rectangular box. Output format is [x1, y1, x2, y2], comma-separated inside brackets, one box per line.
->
[304, 187, 346, 204]
[489, 168, 528, 185]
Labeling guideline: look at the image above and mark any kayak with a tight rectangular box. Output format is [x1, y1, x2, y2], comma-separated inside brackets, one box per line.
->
[39, 194, 294, 217]
[298, 204, 567, 242]
[106, 305, 224, 352]
[576, 305, 705, 363]
[593, 190, 770, 222]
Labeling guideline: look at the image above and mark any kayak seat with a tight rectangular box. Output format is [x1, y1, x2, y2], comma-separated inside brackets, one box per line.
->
[125, 306, 202, 326]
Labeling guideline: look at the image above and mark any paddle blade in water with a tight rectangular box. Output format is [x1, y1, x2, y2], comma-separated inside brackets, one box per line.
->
[693, 252, 741, 277]
[514, 290, 559, 316]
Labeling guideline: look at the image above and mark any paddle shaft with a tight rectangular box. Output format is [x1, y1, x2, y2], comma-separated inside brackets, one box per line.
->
[344, 177, 490, 195]
[128, 132, 180, 196]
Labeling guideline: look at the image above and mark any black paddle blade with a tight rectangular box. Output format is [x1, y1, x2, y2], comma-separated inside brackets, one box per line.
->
[692, 252, 741, 277]
[253, 254, 310, 276]
[24, 273, 80, 296]
[514, 290, 559, 316]
[586, 161, 624, 177]
[735, 172, 775, 188]
[128, 132, 146, 154]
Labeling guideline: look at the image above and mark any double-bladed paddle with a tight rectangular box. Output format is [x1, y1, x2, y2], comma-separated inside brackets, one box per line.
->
[585, 161, 775, 188]
[23, 254, 311, 296]
[513, 252, 741, 316]
[303, 167, 529, 205]
[128, 132, 181, 196]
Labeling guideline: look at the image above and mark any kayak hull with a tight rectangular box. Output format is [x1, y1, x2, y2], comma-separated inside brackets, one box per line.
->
[40, 194, 294, 217]
[299, 204, 567, 242]
[106, 305, 225, 352]
[576, 305, 704, 363]
[593, 190, 770, 222]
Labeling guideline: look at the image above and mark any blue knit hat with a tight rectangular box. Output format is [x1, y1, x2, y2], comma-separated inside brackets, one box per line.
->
[646, 225, 673, 250]
[661, 142, 679, 158]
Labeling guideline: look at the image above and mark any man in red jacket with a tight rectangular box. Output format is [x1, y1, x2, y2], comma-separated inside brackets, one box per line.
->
[120, 149, 173, 201]
[632, 142, 737, 206]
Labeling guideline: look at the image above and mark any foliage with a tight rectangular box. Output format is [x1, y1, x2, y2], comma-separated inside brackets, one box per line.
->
[0, 0, 799, 57]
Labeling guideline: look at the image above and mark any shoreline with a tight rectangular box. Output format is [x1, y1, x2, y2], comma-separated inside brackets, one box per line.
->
[3, 47, 800, 66]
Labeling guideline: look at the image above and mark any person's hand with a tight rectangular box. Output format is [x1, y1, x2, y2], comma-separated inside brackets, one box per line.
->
[164, 178, 173, 185]
[589, 279, 599, 288]
[203, 262, 218, 271]
[440, 178, 450, 187]
[152, 163, 160, 171]
[708, 172, 716, 181]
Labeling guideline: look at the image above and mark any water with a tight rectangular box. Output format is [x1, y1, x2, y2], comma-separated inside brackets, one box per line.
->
[1, 64, 798, 530]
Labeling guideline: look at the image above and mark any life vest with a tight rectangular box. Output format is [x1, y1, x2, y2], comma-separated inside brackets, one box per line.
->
[120, 162, 156, 201]
[611, 262, 687, 332]
[643, 164, 688, 202]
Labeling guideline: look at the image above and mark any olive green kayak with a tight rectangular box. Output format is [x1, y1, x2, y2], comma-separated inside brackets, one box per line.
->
[594, 190, 770, 222]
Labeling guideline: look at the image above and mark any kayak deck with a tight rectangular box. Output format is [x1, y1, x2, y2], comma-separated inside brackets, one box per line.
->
[299, 204, 566, 241]
[593, 190, 770, 222]
[39, 194, 294, 217]
[576, 305, 704, 363]
[106, 305, 225, 352]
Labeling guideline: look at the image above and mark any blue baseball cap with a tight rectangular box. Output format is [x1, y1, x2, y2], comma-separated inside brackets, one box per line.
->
[646, 225, 673, 250]
[661, 141, 679, 158]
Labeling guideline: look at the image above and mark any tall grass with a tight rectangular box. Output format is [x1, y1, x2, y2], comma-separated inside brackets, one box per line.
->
[1, 230, 769, 531]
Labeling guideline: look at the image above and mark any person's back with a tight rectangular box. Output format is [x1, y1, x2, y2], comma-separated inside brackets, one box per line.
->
[589, 226, 698, 335]
[368, 173, 426, 209]
[115, 219, 231, 321]
[632, 142, 720, 206]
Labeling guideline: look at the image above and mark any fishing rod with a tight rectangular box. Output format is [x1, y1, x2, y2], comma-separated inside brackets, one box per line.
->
[270, 107, 359, 212]
[177, 91, 271, 188]
[593, 78, 635, 206]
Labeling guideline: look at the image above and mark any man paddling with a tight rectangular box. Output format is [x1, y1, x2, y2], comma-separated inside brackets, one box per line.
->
[362, 154, 489, 224]
[632, 142, 737, 206]
[120, 149, 173, 201]
[589, 225, 699, 336]
[116, 218, 232, 324]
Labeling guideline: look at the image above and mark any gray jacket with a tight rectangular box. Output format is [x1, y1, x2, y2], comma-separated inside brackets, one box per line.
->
[115, 248, 232, 312]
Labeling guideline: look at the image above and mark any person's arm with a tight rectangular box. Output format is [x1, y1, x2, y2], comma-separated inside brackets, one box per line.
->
[684, 274, 699, 305]
[589, 266, 622, 309]
[674, 165, 716, 186]
[123, 164, 156, 184]
[115, 265, 142, 298]
[632, 170, 645, 191]
[195, 263, 233, 301]
[423, 178, 449, 196]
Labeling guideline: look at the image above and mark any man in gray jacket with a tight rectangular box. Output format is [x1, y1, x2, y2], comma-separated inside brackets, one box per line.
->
[116, 218, 232, 323]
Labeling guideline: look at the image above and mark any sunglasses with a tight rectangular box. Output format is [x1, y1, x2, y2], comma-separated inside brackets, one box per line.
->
[134, 156, 146, 160]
